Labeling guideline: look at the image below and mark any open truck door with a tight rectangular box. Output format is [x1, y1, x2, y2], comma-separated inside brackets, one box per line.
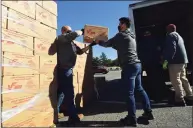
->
[129, 0, 193, 85]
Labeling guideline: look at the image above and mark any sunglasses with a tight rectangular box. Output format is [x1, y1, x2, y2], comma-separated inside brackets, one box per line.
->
[66, 30, 72, 33]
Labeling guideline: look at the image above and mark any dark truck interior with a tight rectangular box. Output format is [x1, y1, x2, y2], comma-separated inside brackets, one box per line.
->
[132, 0, 193, 85]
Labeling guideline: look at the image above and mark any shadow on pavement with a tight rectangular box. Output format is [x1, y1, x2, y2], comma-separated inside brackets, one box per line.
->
[81, 78, 175, 116]
[57, 119, 150, 127]
[83, 102, 127, 116]
[57, 121, 132, 127]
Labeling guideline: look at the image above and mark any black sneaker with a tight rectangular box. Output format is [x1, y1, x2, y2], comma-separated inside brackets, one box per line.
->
[119, 116, 137, 127]
[139, 111, 154, 120]
[184, 96, 193, 106]
[67, 116, 81, 126]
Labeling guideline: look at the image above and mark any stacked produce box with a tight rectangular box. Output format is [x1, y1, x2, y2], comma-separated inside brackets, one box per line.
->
[1, 1, 95, 127]
[1, 1, 57, 127]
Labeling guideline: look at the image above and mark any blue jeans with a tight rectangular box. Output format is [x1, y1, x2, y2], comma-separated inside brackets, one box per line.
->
[57, 67, 78, 118]
[121, 63, 152, 118]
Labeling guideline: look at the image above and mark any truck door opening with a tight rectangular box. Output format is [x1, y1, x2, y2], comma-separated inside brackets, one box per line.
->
[132, 0, 193, 84]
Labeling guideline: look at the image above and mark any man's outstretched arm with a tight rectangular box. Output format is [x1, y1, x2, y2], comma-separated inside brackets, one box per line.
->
[76, 41, 97, 55]
[62, 30, 84, 42]
[97, 33, 121, 48]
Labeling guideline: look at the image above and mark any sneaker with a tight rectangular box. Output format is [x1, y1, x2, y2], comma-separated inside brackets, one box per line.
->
[67, 116, 81, 126]
[139, 111, 154, 120]
[184, 96, 193, 106]
[119, 116, 137, 127]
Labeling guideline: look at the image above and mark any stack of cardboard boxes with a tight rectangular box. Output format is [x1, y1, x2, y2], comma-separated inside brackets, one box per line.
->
[1, 1, 58, 127]
[1, 0, 95, 127]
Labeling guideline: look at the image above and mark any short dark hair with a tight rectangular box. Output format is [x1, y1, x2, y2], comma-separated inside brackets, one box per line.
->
[119, 17, 131, 28]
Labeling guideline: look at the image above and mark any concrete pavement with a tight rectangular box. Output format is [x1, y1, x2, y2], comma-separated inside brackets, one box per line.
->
[94, 70, 122, 81]
[59, 71, 193, 127]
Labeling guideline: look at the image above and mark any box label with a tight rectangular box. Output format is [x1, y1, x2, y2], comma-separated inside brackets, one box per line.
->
[2, 75, 39, 93]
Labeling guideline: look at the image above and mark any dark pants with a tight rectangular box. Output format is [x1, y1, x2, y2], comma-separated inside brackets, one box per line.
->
[57, 67, 77, 118]
[122, 63, 152, 118]
[143, 63, 167, 101]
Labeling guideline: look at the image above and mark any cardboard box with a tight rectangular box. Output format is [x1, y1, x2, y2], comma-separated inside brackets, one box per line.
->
[73, 41, 88, 73]
[2, 110, 40, 127]
[28, 95, 53, 112]
[2, 52, 39, 76]
[36, 4, 57, 29]
[2, 93, 53, 127]
[83, 24, 108, 43]
[34, 38, 53, 55]
[8, 9, 56, 40]
[2, 28, 33, 55]
[39, 55, 57, 74]
[2, 75, 39, 94]
[78, 72, 85, 87]
[2, 1, 17, 8]
[2, 1, 36, 19]
[74, 40, 86, 48]
[2, 5, 8, 28]
[38, 23, 57, 41]
[35, 1, 43, 6]
[2, 92, 38, 111]
[2, 110, 53, 127]
[74, 55, 87, 74]
[39, 73, 54, 93]
[73, 71, 84, 108]
[73, 71, 78, 86]
[42, 1, 58, 15]
[73, 71, 79, 97]
[8, 9, 40, 37]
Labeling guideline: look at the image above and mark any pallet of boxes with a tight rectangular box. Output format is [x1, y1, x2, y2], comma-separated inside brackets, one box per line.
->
[1, 1, 58, 127]
[1, 1, 97, 127]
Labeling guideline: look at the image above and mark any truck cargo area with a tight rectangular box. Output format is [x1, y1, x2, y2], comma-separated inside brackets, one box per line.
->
[131, 0, 193, 84]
